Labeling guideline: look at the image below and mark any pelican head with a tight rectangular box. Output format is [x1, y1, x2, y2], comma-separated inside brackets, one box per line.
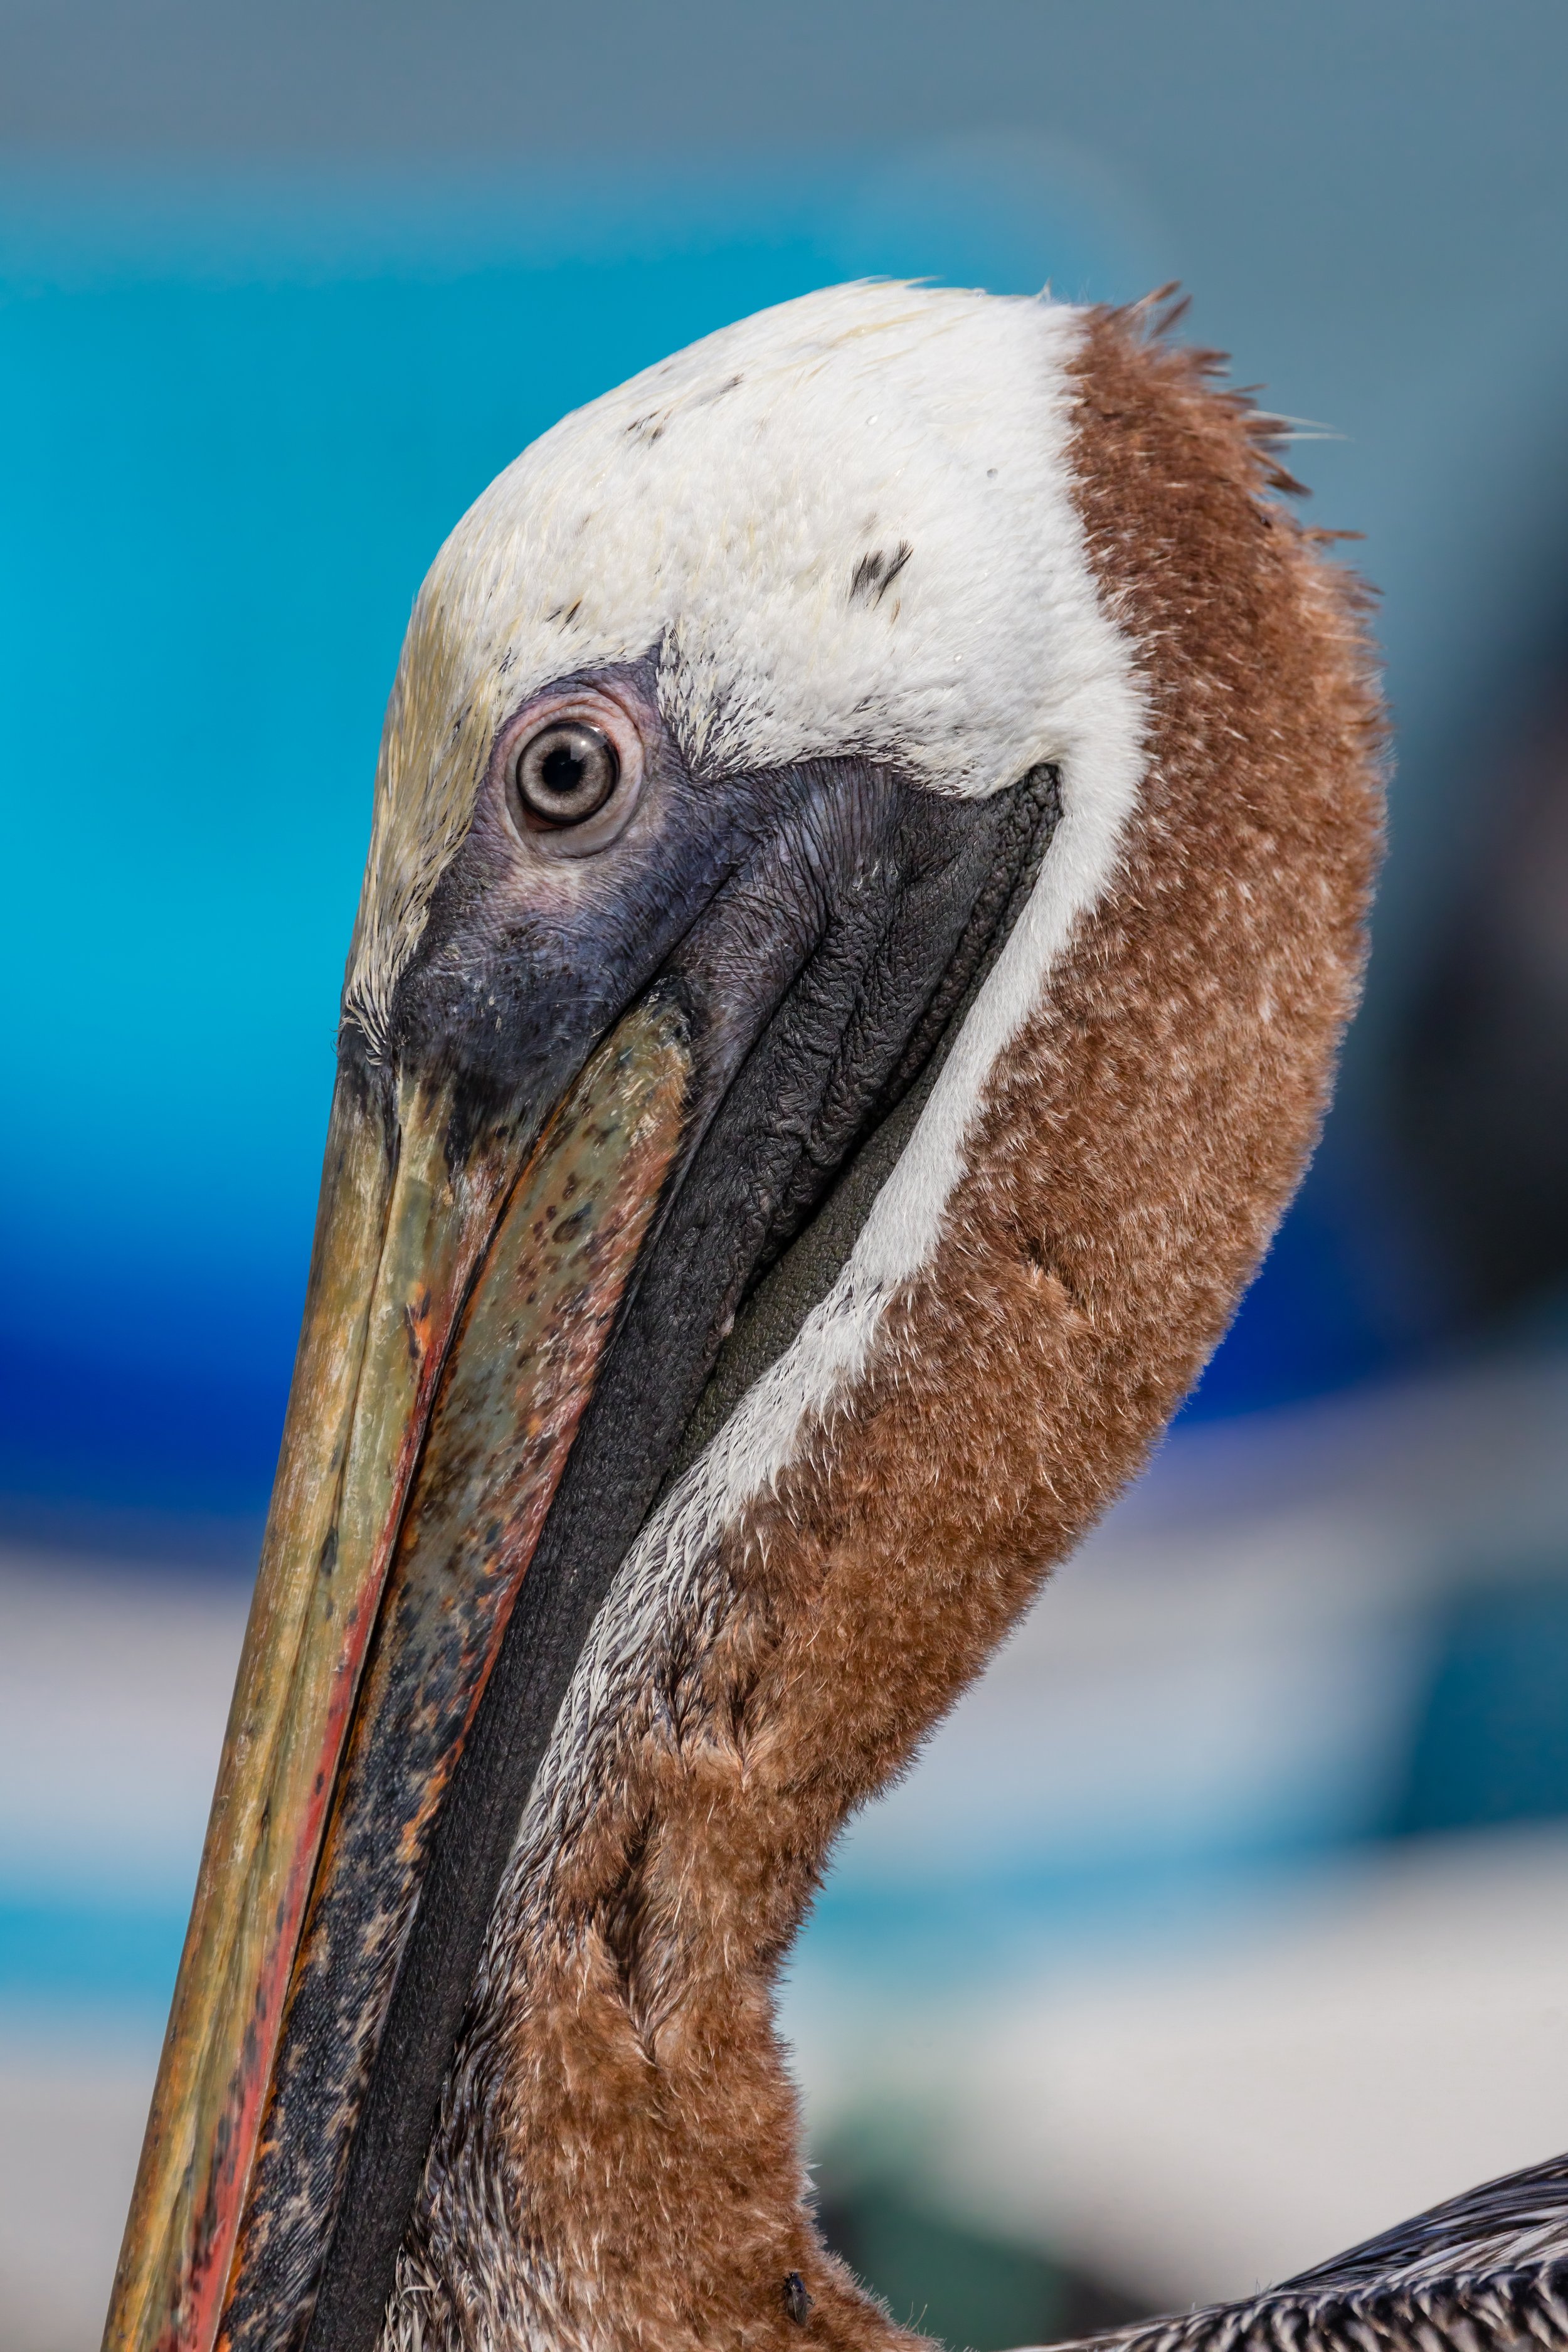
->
[107, 282, 1380, 2352]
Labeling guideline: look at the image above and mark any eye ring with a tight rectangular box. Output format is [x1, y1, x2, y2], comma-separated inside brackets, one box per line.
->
[511, 719, 620, 828]
[500, 693, 645, 856]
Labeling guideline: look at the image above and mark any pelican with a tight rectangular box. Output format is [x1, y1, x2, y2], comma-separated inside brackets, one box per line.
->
[103, 280, 1557, 2352]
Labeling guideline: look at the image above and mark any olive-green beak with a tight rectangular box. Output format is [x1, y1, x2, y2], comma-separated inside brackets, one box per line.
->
[105, 999, 689, 2352]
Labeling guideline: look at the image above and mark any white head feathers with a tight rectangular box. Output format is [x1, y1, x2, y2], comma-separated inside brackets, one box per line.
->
[344, 280, 1142, 1054]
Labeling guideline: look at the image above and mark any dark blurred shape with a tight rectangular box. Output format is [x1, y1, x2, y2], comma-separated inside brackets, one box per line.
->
[1177, 1163, 1417, 1423]
[817, 2172, 1149, 2352]
[1392, 664, 1568, 1330]
[1394, 1564, 1568, 1836]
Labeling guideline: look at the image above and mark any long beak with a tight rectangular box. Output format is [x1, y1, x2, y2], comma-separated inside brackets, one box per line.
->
[105, 997, 690, 2352]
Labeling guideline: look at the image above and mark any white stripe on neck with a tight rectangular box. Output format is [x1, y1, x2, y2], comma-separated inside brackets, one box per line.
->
[517, 295, 1145, 1862]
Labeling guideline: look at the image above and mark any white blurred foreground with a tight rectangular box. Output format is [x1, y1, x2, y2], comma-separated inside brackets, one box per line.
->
[2, 1348, 1565, 2350]
[790, 1829, 1568, 2307]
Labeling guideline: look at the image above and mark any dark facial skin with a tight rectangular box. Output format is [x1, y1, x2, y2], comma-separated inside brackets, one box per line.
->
[379, 657, 1000, 1160]
[252, 657, 1062, 2352]
[383, 662, 766, 1111]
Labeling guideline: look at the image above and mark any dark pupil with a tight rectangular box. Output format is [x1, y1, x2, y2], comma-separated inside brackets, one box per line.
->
[539, 739, 587, 797]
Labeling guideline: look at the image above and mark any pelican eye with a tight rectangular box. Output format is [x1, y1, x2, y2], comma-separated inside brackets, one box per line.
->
[512, 721, 620, 828]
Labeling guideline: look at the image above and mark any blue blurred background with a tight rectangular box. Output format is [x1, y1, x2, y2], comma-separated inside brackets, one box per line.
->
[4, 5, 1568, 2346]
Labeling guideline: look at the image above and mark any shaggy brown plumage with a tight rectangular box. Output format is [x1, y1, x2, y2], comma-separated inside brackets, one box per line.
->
[388, 300, 1385, 2352]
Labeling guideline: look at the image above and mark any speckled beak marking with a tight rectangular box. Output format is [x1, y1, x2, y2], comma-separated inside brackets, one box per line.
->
[105, 1000, 690, 2352]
